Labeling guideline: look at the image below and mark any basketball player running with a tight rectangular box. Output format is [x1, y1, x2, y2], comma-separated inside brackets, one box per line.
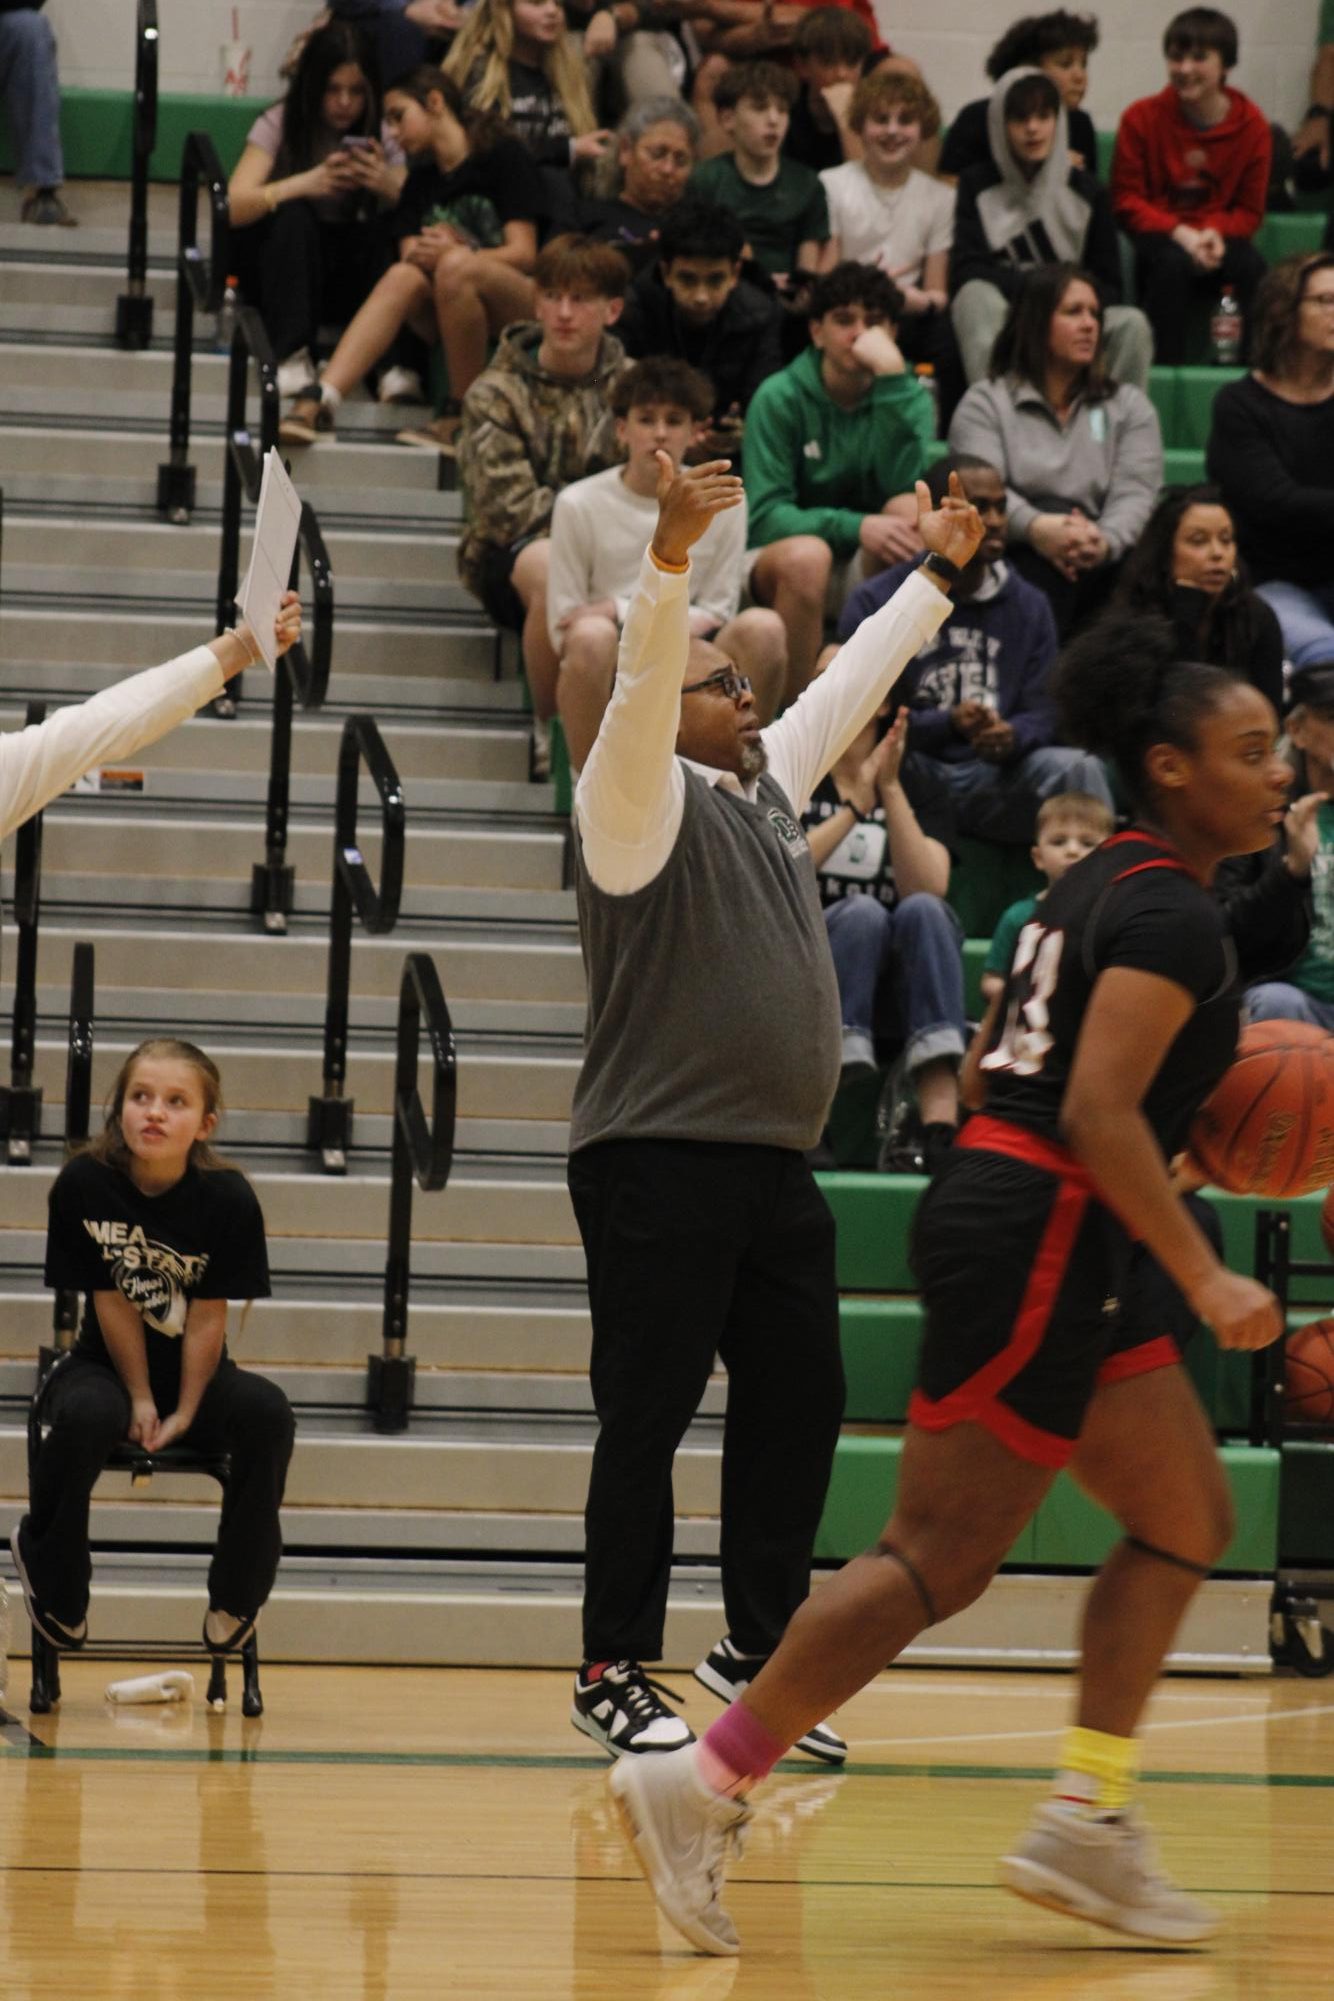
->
[610, 612, 1289, 1955]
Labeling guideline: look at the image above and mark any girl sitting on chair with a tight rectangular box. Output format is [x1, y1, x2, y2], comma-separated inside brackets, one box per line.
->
[11, 1040, 295, 1662]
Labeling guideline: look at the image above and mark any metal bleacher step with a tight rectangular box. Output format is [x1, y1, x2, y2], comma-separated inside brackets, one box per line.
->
[0, 1288, 596, 1372]
[0, 1161, 579, 1247]
[0, 1409, 721, 1516]
[6, 923, 584, 1004]
[26, 1035, 580, 1119]
[0, 423, 458, 524]
[15, 808, 566, 893]
[0, 608, 505, 689]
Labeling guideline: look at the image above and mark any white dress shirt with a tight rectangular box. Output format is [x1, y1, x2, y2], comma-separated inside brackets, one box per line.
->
[575, 551, 952, 896]
[0, 646, 224, 841]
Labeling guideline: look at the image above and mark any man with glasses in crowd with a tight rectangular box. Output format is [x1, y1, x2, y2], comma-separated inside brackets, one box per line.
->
[566, 449, 982, 1761]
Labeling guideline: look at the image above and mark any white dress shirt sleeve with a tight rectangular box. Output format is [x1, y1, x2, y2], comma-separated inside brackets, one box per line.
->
[0, 645, 225, 841]
[763, 567, 952, 816]
[573, 551, 691, 896]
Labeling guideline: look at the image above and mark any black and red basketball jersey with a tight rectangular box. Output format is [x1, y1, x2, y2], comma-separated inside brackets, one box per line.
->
[980, 829, 1241, 1158]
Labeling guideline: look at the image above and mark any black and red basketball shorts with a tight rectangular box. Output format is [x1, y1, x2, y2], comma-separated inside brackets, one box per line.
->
[907, 1116, 1186, 1468]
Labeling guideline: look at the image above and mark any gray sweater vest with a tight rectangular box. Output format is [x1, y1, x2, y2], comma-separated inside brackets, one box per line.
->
[570, 766, 842, 1155]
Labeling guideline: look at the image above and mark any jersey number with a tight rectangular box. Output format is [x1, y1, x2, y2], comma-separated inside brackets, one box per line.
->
[981, 922, 1063, 1078]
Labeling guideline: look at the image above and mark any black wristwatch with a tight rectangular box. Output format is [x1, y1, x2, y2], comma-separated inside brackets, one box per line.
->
[920, 550, 962, 587]
[1306, 104, 1334, 122]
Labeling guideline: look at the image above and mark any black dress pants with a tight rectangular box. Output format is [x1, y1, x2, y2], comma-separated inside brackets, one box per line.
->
[569, 1138, 845, 1664]
[27, 1351, 296, 1627]
[1132, 230, 1267, 365]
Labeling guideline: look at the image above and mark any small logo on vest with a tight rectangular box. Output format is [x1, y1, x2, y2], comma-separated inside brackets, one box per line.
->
[767, 807, 809, 858]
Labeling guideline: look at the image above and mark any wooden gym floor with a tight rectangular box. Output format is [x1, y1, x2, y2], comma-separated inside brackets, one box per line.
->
[2, 1660, 1332, 1999]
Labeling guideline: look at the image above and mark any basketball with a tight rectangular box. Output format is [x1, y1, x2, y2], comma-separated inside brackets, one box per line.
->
[1285, 1318, 1334, 1426]
[1187, 1022, 1334, 1198]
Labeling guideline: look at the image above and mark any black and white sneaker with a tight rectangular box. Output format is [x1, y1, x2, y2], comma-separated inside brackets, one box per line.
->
[9, 1518, 87, 1651]
[572, 1660, 696, 1757]
[694, 1635, 847, 1766]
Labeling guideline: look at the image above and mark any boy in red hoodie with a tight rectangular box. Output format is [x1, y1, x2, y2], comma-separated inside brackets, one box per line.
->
[1111, 6, 1269, 364]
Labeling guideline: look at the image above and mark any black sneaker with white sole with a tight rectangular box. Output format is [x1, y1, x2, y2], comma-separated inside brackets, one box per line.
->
[572, 1660, 696, 1757]
[9, 1518, 87, 1651]
[694, 1635, 847, 1766]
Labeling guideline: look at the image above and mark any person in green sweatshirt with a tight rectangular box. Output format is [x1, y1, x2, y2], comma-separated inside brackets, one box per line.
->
[744, 260, 936, 698]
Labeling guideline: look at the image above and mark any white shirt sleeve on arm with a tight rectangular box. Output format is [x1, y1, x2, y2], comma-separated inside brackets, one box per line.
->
[573, 551, 691, 897]
[763, 567, 951, 815]
[546, 487, 592, 652]
[0, 645, 224, 841]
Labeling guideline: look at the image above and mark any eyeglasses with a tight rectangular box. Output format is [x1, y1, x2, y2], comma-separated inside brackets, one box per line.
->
[680, 668, 752, 702]
[1301, 292, 1334, 311]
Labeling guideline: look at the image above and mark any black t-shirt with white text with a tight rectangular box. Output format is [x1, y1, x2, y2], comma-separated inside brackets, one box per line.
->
[44, 1153, 271, 1380]
[980, 829, 1240, 1159]
[800, 754, 955, 913]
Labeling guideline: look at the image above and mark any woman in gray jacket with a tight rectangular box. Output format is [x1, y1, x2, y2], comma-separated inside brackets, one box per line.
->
[949, 261, 1163, 636]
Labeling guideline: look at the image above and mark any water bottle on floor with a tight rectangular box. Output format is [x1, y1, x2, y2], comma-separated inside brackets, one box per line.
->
[1210, 285, 1242, 367]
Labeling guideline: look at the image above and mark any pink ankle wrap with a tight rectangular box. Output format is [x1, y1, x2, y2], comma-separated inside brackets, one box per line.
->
[698, 1701, 786, 1796]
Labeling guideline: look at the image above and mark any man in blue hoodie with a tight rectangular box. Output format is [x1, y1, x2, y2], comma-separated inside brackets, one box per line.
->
[838, 454, 1112, 843]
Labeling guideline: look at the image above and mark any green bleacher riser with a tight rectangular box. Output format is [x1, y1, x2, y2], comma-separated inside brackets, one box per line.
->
[815, 1431, 1279, 1569]
[0, 91, 257, 181]
[1149, 363, 1243, 450]
[838, 1294, 1254, 1432]
[1279, 1441, 1334, 1564]
[820, 1172, 1334, 1294]
[1163, 448, 1206, 485]
[1256, 213, 1327, 263]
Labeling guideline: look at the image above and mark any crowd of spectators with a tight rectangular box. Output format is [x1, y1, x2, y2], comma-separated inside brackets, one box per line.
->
[153, 3, 1334, 1160]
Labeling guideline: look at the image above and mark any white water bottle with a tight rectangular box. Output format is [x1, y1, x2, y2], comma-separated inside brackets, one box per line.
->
[1210, 284, 1242, 367]
[215, 275, 240, 354]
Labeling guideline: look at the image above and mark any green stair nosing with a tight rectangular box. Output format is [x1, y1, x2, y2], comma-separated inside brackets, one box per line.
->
[815, 1430, 1279, 1570]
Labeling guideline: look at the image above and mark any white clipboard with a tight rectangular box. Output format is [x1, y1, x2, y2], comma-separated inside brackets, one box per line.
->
[238, 450, 302, 670]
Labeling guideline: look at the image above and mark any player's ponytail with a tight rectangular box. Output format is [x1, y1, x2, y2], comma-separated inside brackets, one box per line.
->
[1052, 610, 1243, 811]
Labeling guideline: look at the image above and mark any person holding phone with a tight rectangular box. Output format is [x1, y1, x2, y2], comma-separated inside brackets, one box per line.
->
[227, 20, 408, 397]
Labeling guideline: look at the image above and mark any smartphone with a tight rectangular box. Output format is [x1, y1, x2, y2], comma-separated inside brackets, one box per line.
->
[340, 135, 374, 151]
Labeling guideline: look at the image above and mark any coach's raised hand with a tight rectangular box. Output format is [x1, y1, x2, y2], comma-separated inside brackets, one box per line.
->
[650, 452, 744, 570]
[915, 469, 985, 577]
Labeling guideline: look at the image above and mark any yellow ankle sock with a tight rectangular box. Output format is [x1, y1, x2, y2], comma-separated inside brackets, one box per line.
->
[1053, 1725, 1140, 1814]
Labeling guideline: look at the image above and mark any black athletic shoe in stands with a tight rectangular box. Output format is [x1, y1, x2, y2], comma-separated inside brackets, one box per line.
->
[9, 1518, 87, 1650]
[694, 1635, 847, 1766]
[572, 1659, 695, 1756]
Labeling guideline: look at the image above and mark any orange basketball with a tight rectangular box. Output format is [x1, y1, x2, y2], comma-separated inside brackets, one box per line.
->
[1285, 1318, 1334, 1426]
[1188, 1022, 1334, 1198]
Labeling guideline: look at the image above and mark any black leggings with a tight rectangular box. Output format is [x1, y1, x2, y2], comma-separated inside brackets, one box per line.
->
[27, 1351, 295, 1627]
[232, 201, 390, 363]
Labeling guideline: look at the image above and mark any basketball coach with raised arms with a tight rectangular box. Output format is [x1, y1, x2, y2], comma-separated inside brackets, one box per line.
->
[566, 454, 983, 1762]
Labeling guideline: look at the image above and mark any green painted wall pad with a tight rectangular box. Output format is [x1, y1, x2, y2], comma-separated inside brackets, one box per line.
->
[815, 1432, 1279, 1571]
[0, 91, 258, 182]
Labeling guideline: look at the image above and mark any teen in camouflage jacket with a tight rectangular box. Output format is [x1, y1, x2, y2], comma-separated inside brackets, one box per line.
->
[458, 320, 627, 594]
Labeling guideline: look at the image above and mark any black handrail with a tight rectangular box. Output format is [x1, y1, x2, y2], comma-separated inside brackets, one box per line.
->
[215, 303, 335, 932]
[370, 953, 457, 1432]
[308, 716, 405, 1172]
[49, 943, 95, 1361]
[115, 0, 160, 350]
[0, 702, 47, 1163]
[156, 130, 231, 524]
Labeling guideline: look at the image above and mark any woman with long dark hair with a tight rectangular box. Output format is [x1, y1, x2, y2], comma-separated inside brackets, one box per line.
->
[1208, 250, 1334, 672]
[949, 261, 1162, 636]
[279, 67, 544, 452]
[228, 20, 406, 393]
[609, 608, 1289, 1958]
[1115, 483, 1284, 714]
